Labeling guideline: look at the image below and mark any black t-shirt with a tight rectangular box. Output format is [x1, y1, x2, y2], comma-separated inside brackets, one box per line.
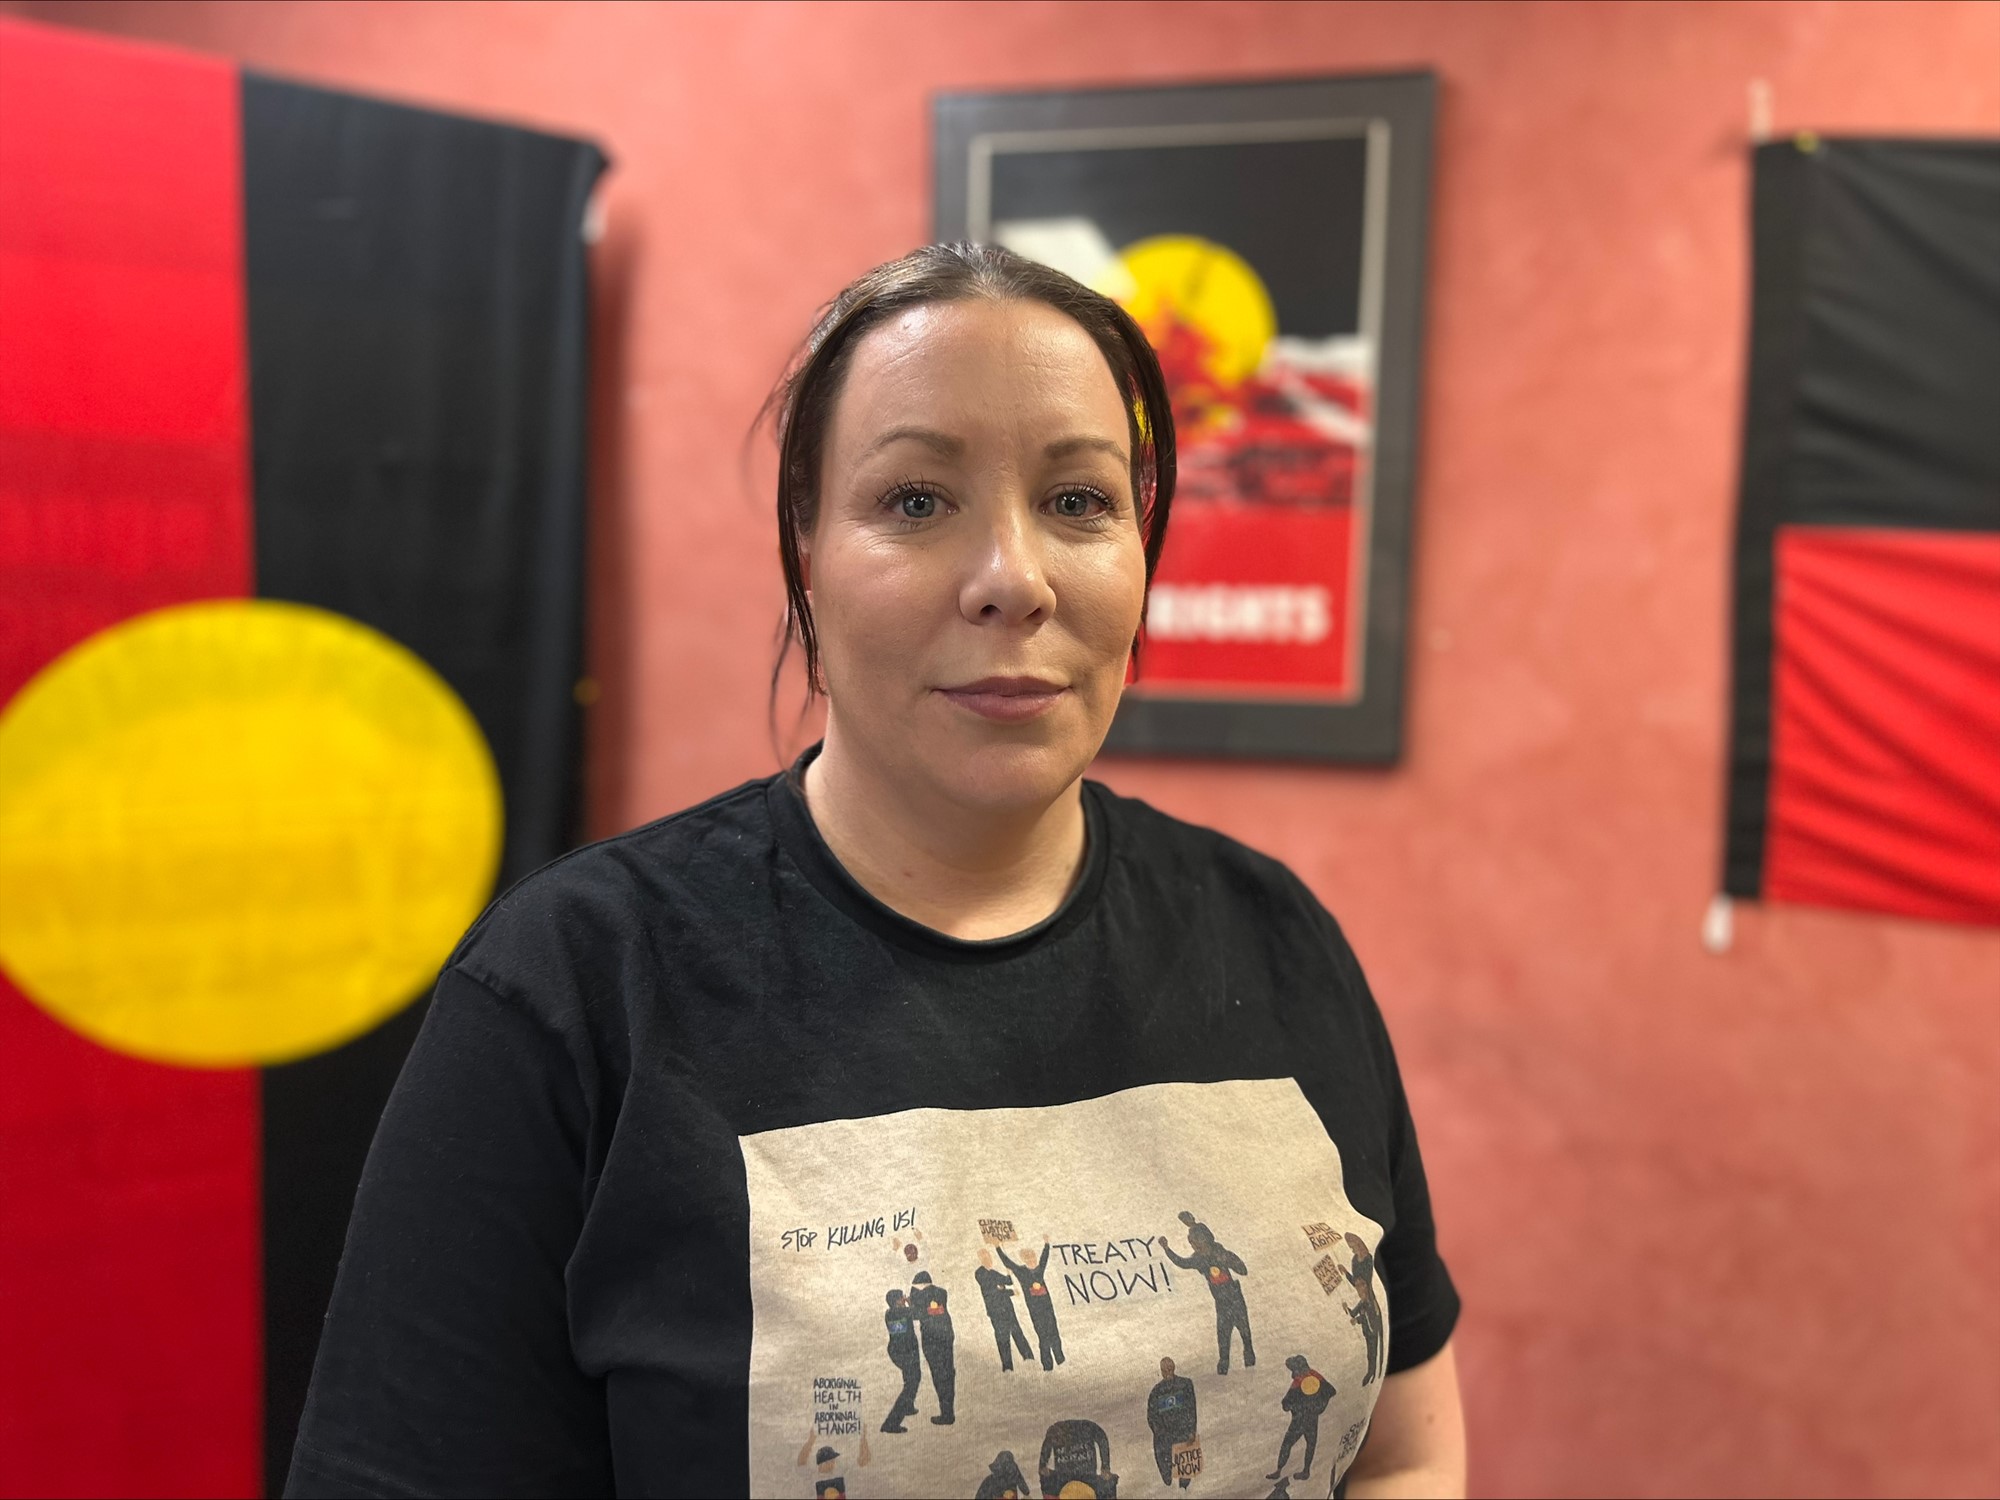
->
[287, 757, 1459, 1499]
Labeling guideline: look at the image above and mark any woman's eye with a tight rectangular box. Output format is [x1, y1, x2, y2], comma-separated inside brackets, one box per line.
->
[1052, 489, 1107, 518]
[897, 491, 938, 520]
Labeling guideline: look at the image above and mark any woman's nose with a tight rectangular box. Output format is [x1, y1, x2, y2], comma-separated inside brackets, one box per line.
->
[959, 506, 1057, 626]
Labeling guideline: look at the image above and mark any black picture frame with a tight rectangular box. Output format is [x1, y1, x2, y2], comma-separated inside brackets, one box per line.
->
[934, 72, 1436, 763]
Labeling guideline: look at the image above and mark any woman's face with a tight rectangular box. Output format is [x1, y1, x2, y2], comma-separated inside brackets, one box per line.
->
[807, 298, 1147, 815]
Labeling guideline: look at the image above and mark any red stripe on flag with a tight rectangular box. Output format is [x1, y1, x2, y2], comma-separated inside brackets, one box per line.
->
[0, 18, 260, 1498]
[1767, 526, 2000, 925]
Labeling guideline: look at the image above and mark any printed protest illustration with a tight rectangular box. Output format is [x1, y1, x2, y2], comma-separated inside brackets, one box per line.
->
[1145, 1357, 1199, 1490]
[741, 1079, 1388, 1497]
[1040, 1416, 1116, 1498]
[976, 1248, 1035, 1373]
[1161, 1211, 1256, 1375]
[880, 1292, 922, 1433]
[1337, 1234, 1385, 1387]
[974, 1449, 1031, 1499]
[1267, 1355, 1335, 1483]
[996, 1238, 1066, 1372]
[796, 1422, 869, 1500]
[907, 1273, 957, 1425]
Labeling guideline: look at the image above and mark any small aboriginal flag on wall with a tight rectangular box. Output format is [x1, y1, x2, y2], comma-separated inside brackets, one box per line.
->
[1724, 137, 2000, 926]
[0, 19, 605, 1496]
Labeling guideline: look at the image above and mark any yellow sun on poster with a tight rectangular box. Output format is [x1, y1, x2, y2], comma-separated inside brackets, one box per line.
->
[0, 599, 502, 1067]
[1115, 234, 1278, 386]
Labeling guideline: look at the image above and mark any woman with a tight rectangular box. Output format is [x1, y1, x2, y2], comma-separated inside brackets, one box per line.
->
[288, 245, 1465, 1499]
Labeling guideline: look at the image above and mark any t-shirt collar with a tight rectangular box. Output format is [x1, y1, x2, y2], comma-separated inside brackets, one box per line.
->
[766, 741, 1110, 963]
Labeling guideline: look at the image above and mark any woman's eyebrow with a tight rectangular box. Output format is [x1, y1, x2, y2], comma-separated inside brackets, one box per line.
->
[1044, 435, 1129, 464]
[863, 425, 964, 460]
[860, 428, 1128, 465]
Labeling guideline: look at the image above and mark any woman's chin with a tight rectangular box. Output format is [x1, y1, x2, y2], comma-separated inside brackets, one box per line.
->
[927, 731, 1100, 815]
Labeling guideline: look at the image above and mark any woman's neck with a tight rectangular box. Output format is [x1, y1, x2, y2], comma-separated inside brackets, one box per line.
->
[802, 728, 1087, 942]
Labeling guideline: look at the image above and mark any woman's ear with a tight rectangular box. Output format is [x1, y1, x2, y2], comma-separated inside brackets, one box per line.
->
[799, 546, 812, 599]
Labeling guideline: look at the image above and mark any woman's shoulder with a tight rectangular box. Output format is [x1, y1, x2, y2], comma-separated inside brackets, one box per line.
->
[445, 771, 781, 998]
[1085, 777, 1343, 935]
[1087, 777, 1320, 893]
[1085, 779, 1394, 1058]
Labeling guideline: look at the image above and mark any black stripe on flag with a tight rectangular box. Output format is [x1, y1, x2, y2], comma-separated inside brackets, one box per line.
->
[240, 71, 606, 1494]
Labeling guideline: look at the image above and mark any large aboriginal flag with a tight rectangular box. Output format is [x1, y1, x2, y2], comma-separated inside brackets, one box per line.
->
[1723, 137, 2000, 926]
[0, 19, 605, 1495]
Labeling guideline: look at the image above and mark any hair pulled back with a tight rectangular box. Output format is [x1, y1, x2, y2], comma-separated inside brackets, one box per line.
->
[760, 242, 1177, 703]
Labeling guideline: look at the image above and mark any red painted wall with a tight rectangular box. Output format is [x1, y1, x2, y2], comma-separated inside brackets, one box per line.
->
[22, 3, 2000, 1495]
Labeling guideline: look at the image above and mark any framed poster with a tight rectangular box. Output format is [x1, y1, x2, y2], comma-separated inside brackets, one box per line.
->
[935, 73, 1436, 762]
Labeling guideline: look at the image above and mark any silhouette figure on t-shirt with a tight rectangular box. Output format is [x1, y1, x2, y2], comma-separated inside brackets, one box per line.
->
[811, 1448, 847, 1500]
[1039, 1417, 1115, 1499]
[880, 1289, 922, 1432]
[976, 1248, 1034, 1373]
[1267, 1354, 1335, 1482]
[908, 1271, 956, 1424]
[974, 1449, 1030, 1500]
[1146, 1356, 1199, 1488]
[1161, 1211, 1255, 1374]
[997, 1239, 1065, 1370]
[1338, 1233, 1384, 1385]
[795, 1428, 869, 1499]
[1342, 1300, 1381, 1388]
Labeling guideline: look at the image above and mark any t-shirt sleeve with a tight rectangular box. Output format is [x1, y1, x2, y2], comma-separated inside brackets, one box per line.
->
[1325, 913, 1462, 1376]
[1376, 1061, 1461, 1373]
[285, 964, 610, 1498]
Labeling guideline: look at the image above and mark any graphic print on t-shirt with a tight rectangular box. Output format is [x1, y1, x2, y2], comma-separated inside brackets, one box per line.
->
[742, 1078, 1387, 1498]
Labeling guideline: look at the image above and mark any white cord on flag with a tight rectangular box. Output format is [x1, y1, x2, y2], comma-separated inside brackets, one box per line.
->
[1702, 894, 1735, 955]
[1749, 80, 1773, 144]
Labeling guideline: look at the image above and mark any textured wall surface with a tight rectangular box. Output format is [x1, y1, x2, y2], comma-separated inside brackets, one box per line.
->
[23, 3, 2000, 1495]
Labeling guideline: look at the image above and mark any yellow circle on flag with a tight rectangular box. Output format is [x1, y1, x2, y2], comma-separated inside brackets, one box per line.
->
[0, 600, 503, 1067]
[1302, 1374, 1322, 1395]
[1117, 234, 1278, 385]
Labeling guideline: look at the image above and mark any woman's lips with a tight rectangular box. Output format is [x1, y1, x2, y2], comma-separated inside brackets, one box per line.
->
[935, 678, 1069, 722]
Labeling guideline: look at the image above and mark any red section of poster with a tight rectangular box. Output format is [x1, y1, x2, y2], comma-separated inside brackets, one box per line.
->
[1126, 303, 1368, 701]
[0, 18, 259, 1497]
[1766, 526, 2000, 925]
[1136, 502, 1356, 697]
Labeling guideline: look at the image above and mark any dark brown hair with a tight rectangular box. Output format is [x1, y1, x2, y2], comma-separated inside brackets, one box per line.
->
[759, 242, 1177, 706]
